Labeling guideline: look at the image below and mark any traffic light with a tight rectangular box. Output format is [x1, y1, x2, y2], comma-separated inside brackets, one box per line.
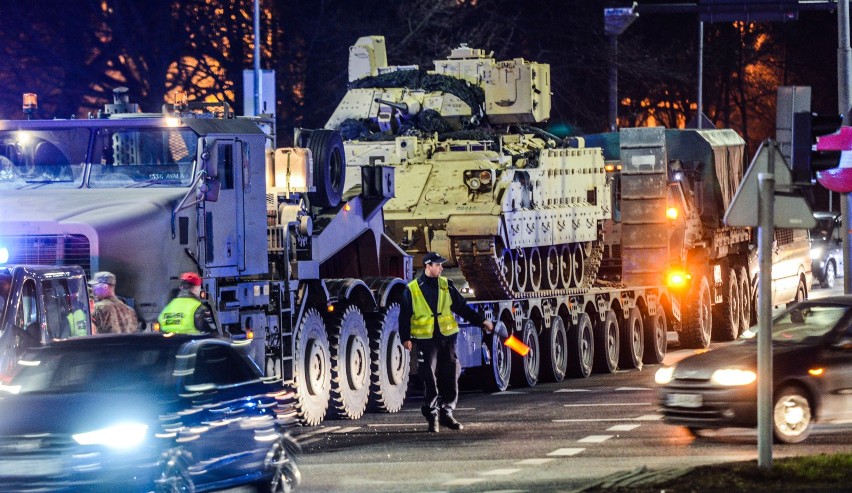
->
[791, 111, 842, 184]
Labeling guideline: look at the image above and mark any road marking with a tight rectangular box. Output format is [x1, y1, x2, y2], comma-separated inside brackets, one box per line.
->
[615, 386, 652, 391]
[547, 448, 585, 456]
[366, 423, 425, 427]
[578, 435, 613, 443]
[607, 424, 641, 431]
[554, 389, 590, 393]
[296, 426, 339, 439]
[636, 414, 664, 421]
[563, 402, 651, 407]
[402, 406, 475, 412]
[554, 418, 639, 422]
[516, 458, 554, 466]
[479, 468, 522, 476]
[333, 426, 360, 433]
[444, 478, 486, 486]
[492, 391, 527, 395]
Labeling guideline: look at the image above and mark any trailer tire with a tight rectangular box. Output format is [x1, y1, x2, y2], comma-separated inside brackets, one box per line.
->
[306, 129, 345, 208]
[593, 310, 619, 373]
[737, 266, 752, 335]
[483, 321, 512, 392]
[540, 316, 568, 382]
[510, 319, 540, 387]
[681, 275, 712, 349]
[292, 308, 331, 426]
[328, 305, 370, 420]
[642, 309, 667, 365]
[619, 308, 644, 369]
[712, 268, 740, 342]
[367, 303, 409, 413]
[567, 313, 594, 378]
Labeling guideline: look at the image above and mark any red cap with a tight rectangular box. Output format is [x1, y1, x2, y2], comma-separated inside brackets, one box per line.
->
[180, 272, 202, 286]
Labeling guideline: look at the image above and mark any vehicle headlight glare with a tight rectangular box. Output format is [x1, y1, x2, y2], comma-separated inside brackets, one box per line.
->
[810, 248, 823, 259]
[655, 366, 675, 385]
[710, 368, 756, 386]
[73, 422, 148, 449]
[0, 246, 8, 264]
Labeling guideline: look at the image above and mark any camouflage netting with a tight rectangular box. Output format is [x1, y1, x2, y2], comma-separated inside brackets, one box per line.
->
[349, 70, 485, 116]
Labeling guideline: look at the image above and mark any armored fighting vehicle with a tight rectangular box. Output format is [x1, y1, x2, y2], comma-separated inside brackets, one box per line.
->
[322, 36, 612, 300]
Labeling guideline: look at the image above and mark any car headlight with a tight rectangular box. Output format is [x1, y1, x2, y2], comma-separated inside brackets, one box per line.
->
[655, 366, 675, 385]
[810, 248, 823, 259]
[710, 368, 757, 386]
[73, 422, 149, 449]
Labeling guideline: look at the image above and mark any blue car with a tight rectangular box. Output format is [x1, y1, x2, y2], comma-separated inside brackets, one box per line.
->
[0, 334, 301, 492]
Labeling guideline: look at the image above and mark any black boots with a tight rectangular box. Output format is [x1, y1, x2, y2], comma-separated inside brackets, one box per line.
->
[427, 416, 440, 433]
[439, 414, 463, 431]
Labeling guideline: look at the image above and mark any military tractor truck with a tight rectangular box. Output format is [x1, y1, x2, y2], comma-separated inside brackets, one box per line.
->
[0, 91, 412, 425]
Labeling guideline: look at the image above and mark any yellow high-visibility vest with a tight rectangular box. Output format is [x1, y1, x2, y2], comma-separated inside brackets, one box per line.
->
[408, 277, 459, 339]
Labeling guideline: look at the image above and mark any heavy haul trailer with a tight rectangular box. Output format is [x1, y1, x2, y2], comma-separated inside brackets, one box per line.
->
[0, 92, 413, 426]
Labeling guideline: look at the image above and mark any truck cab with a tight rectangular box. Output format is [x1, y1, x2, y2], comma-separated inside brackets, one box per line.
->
[0, 264, 91, 377]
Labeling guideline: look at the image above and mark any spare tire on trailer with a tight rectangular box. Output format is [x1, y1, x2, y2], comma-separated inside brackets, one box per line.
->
[307, 129, 346, 208]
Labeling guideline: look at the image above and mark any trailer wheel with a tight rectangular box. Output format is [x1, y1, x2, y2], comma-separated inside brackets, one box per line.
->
[737, 266, 752, 335]
[642, 309, 667, 365]
[510, 319, 540, 387]
[567, 313, 594, 378]
[292, 308, 331, 426]
[712, 268, 740, 342]
[540, 316, 568, 382]
[306, 129, 345, 208]
[593, 310, 619, 373]
[681, 275, 712, 349]
[368, 303, 409, 413]
[619, 308, 644, 369]
[328, 305, 370, 420]
[483, 321, 512, 392]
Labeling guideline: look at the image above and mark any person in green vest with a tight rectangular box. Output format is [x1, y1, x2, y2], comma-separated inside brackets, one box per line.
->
[399, 252, 494, 433]
[158, 272, 218, 335]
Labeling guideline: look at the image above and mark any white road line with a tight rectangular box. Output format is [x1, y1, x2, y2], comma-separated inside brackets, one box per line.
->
[493, 391, 527, 395]
[607, 424, 641, 431]
[366, 423, 425, 427]
[516, 458, 555, 466]
[615, 386, 652, 391]
[296, 426, 340, 439]
[479, 468, 522, 476]
[547, 448, 586, 456]
[401, 406, 476, 412]
[333, 426, 360, 433]
[553, 418, 638, 422]
[563, 402, 651, 407]
[578, 435, 613, 443]
[636, 414, 664, 421]
[554, 389, 591, 393]
[444, 478, 486, 486]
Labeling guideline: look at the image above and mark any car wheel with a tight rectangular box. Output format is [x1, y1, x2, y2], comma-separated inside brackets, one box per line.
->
[821, 261, 836, 289]
[260, 433, 302, 493]
[155, 449, 194, 493]
[794, 277, 807, 303]
[773, 385, 813, 444]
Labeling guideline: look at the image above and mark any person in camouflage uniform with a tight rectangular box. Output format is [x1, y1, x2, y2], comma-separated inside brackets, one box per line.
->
[89, 271, 138, 334]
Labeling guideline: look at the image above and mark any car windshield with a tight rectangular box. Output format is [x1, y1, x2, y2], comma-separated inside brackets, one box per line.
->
[0, 344, 180, 395]
[810, 216, 837, 241]
[0, 128, 89, 189]
[767, 303, 850, 344]
[0, 272, 10, 325]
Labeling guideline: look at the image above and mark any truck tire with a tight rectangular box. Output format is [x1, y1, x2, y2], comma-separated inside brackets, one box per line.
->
[367, 303, 409, 413]
[593, 309, 619, 373]
[292, 308, 331, 426]
[540, 315, 568, 382]
[483, 321, 512, 392]
[681, 275, 712, 349]
[642, 309, 667, 365]
[306, 129, 345, 208]
[510, 319, 540, 387]
[737, 266, 751, 335]
[712, 268, 740, 342]
[794, 276, 807, 303]
[619, 308, 644, 369]
[328, 305, 370, 420]
[567, 313, 594, 378]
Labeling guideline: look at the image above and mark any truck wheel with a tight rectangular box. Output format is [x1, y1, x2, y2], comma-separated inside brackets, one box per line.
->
[510, 319, 540, 387]
[681, 275, 712, 349]
[567, 313, 594, 378]
[737, 266, 751, 335]
[483, 321, 512, 392]
[619, 308, 644, 369]
[593, 310, 619, 373]
[773, 385, 813, 444]
[367, 303, 409, 413]
[821, 261, 836, 289]
[306, 129, 345, 208]
[712, 268, 740, 342]
[540, 316, 568, 382]
[293, 308, 331, 426]
[642, 309, 667, 365]
[328, 305, 370, 420]
[794, 277, 807, 303]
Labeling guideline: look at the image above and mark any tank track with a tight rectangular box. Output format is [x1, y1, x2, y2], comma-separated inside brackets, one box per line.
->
[452, 237, 604, 300]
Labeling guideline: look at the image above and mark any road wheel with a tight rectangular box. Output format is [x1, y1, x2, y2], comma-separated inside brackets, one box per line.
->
[773, 385, 813, 444]
[483, 321, 512, 392]
[737, 266, 752, 335]
[368, 303, 409, 413]
[328, 305, 370, 420]
[510, 319, 540, 388]
[681, 275, 712, 349]
[260, 433, 302, 493]
[567, 313, 594, 378]
[545, 246, 560, 290]
[514, 249, 528, 293]
[528, 247, 543, 292]
[642, 309, 667, 365]
[593, 310, 619, 374]
[292, 308, 331, 426]
[155, 449, 194, 493]
[619, 308, 644, 369]
[306, 130, 345, 208]
[713, 268, 740, 342]
[540, 316, 568, 382]
[570, 243, 585, 288]
[559, 244, 573, 288]
[821, 261, 837, 289]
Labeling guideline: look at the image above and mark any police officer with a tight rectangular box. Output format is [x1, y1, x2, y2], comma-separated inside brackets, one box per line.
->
[399, 252, 494, 433]
[158, 272, 218, 335]
[89, 271, 138, 334]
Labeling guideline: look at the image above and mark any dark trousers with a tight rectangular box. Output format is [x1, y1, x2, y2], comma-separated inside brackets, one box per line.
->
[415, 334, 461, 419]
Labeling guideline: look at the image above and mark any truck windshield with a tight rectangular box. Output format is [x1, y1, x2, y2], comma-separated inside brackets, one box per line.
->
[88, 127, 198, 188]
[0, 128, 89, 190]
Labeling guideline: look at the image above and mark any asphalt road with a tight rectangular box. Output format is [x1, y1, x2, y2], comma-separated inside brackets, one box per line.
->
[291, 313, 852, 493]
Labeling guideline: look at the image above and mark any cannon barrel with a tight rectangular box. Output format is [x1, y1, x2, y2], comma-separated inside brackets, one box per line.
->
[374, 98, 409, 115]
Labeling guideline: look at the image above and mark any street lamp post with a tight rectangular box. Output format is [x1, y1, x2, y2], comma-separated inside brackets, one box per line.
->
[605, 4, 639, 133]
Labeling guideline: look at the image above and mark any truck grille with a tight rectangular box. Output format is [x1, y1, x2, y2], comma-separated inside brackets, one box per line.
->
[0, 235, 91, 274]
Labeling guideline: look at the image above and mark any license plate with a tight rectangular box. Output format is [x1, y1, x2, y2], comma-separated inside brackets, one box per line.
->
[0, 458, 63, 476]
[665, 393, 703, 408]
